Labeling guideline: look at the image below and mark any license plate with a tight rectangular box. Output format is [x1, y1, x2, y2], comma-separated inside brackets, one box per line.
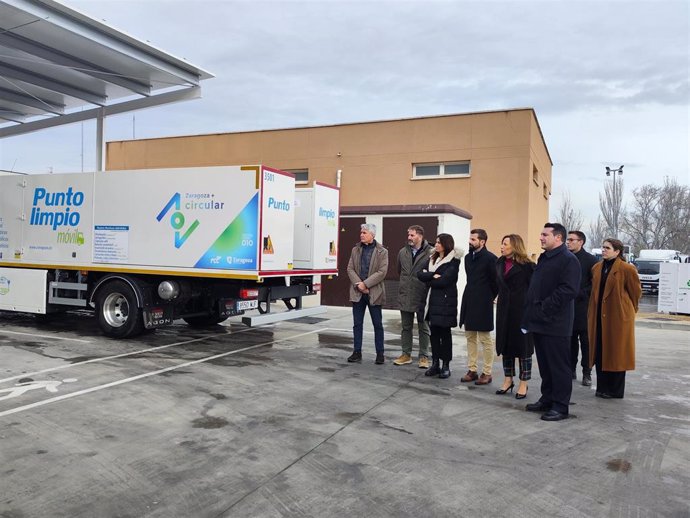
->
[237, 299, 258, 311]
[143, 306, 174, 329]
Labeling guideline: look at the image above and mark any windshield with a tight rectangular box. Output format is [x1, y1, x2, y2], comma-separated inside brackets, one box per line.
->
[636, 261, 660, 275]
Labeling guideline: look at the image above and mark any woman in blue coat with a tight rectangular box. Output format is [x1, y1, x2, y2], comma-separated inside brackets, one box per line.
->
[417, 233, 462, 379]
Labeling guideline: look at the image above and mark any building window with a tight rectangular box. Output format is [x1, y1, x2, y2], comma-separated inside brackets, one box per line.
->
[413, 161, 470, 178]
[532, 164, 539, 186]
[543, 183, 549, 199]
[284, 169, 309, 184]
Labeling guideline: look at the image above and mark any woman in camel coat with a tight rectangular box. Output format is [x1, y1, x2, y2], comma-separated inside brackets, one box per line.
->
[587, 238, 642, 398]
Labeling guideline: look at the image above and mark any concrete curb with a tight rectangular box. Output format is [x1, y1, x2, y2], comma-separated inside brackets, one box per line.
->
[636, 320, 690, 331]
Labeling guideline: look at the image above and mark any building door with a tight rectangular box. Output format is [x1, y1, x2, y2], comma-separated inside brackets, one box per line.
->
[382, 216, 438, 310]
[321, 217, 365, 306]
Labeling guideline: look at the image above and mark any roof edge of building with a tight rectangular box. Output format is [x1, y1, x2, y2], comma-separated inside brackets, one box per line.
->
[341, 204, 472, 220]
[108, 107, 541, 142]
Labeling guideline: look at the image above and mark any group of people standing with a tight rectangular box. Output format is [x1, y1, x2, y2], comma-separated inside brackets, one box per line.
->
[346, 222, 642, 422]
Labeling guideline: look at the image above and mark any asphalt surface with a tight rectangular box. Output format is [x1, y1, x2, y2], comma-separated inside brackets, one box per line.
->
[0, 306, 688, 518]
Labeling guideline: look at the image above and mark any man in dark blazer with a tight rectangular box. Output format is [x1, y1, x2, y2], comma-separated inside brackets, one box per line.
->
[522, 223, 581, 422]
[566, 230, 598, 386]
[459, 228, 498, 385]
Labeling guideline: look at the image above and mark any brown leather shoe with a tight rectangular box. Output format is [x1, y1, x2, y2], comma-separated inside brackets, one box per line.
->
[475, 374, 493, 385]
[460, 370, 478, 382]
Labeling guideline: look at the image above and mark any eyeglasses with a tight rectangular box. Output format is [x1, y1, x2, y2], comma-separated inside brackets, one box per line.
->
[566, 238, 581, 242]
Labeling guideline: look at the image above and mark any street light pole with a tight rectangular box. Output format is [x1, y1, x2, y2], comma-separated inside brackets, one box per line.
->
[605, 165, 624, 236]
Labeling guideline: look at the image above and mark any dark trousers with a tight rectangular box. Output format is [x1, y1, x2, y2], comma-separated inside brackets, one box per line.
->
[430, 325, 453, 362]
[352, 296, 384, 354]
[533, 333, 572, 414]
[595, 338, 626, 398]
[570, 329, 591, 375]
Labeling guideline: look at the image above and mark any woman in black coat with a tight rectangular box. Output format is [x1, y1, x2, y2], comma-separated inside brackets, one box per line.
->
[417, 233, 461, 379]
[494, 234, 535, 398]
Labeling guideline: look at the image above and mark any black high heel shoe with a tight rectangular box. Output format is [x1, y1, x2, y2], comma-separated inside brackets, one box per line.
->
[495, 383, 514, 395]
[515, 386, 528, 399]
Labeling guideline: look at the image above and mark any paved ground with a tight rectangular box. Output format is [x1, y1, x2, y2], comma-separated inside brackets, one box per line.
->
[0, 307, 688, 518]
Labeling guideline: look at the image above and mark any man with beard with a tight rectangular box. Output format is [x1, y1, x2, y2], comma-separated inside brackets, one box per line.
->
[394, 225, 433, 368]
[459, 228, 498, 385]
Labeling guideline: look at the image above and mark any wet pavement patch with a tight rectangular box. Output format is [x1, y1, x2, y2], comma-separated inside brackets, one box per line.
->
[158, 370, 193, 377]
[317, 367, 336, 372]
[606, 458, 632, 473]
[335, 412, 362, 422]
[406, 384, 452, 397]
[289, 317, 329, 324]
[369, 417, 413, 435]
[67, 356, 98, 364]
[207, 358, 257, 367]
[210, 393, 227, 400]
[191, 416, 229, 429]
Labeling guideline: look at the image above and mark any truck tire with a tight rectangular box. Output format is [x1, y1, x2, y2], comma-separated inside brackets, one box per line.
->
[183, 315, 228, 327]
[96, 280, 144, 338]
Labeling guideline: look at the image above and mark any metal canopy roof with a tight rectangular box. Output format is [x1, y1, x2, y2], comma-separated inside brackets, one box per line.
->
[0, 0, 213, 139]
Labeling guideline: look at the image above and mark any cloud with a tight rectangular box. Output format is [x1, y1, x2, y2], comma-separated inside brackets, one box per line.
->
[2, 0, 687, 224]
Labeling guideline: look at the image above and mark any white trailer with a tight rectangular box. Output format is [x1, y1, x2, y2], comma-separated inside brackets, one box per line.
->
[0, 165, 339, 337]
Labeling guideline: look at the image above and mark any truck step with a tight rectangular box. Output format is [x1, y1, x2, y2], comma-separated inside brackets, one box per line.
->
[242, 305, 327, 327]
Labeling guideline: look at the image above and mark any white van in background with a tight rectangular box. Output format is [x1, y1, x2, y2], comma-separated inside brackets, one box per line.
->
[636, 249, 684, 293]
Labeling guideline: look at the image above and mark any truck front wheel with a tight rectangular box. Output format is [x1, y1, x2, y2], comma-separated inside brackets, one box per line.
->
[96, 280, 144, 338]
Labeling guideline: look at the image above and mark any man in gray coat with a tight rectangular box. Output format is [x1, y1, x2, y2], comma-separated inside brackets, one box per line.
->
[347, 223, 389, 364]
[394, 225, 433, 368]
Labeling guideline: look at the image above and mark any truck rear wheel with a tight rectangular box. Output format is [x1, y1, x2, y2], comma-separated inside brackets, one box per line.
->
[183, 315, 228, 327]
[96, 280, 144, 338]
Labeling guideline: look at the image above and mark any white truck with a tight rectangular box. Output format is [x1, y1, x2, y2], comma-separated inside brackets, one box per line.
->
[0, 165, 339, 338]
[635, 249, 683, 293]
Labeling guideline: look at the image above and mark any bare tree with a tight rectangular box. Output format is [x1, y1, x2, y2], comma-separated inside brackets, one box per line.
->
[599, 175, 624, 238]
[622, 177, 690, 253]
[557, 191, 584, 232]
[587, 215, 608, 250]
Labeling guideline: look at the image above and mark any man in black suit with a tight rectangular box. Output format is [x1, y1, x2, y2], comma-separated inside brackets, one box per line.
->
[459, 228, 498, 385]
[522, 223, 581, 422]
[566, 230, 598, 386]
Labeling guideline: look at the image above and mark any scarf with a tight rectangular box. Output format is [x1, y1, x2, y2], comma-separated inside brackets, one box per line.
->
[428, 249, 457, 273]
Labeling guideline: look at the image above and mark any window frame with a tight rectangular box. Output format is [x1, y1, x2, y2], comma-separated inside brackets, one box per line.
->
[283, 168, 309, 184]
[412, 161, 471, 180]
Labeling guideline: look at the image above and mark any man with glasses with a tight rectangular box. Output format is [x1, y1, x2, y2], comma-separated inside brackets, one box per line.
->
[566, 231, 598, 386]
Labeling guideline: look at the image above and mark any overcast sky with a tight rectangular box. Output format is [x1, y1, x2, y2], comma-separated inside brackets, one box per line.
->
[1, 0, 688, 228]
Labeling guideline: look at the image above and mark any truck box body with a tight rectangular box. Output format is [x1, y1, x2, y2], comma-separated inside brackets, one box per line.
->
[0, 165, 308, 278]
[293, 182, 340, 270]
[658, 262, 690, 315]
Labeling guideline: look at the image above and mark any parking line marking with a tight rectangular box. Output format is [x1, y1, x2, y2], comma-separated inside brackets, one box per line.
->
[0, 329, 92, 344]
[0, 327, 257, 385]
[0, 328, 325, 417]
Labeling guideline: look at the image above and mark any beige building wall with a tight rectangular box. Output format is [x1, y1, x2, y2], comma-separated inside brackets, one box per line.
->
[106, 108, 552, 255]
